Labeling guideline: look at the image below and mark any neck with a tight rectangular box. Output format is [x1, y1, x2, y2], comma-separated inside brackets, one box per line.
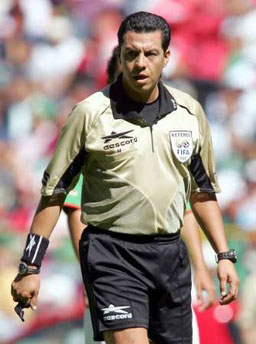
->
[122, 80, 159, 104]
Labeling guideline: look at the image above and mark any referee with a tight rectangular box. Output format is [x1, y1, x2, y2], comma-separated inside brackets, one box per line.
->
[12, 11, 239, 344]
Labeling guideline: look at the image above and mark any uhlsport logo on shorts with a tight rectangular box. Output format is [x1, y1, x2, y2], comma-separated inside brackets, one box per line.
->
[169, 130, 193, 163]
[101, 304, 133, 321]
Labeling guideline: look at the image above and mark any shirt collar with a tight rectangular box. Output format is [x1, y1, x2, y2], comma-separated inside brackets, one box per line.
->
[109, 74, 177, 126]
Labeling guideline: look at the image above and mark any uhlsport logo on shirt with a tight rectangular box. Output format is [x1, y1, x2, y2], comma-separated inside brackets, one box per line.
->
[102, 130, 137, 152]
[101, 304, 133, 321]
[169, 130, 193, 163]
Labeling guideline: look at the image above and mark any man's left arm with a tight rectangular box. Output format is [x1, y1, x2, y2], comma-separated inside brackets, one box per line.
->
[190, 192, 239, 305]
[181, 208, 216, 311]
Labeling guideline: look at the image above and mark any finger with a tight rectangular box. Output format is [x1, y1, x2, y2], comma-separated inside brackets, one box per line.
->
[196, 286, 203, 306]
[16, 295, 30, 306]
[11, 283, 24, 300]
[11, 284, 18, 299]
[11, 287, 18, 302]
[208, 288, 217, 305]
[12, 295, 19, 302]
[30, 294, 38, 311]
[219, 277, 227, 299]
[229, 279, 239, 300]
[219, 293, 235, 305]
[14, 290, 32, 305]
[11, 288, 26, 304]
[199, 295, 212, 311]
[198, 299, 209, 312]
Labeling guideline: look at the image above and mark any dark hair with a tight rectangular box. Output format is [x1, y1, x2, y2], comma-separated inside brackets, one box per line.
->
[106, 46, 121, 84]
[118, 11, 171, 52]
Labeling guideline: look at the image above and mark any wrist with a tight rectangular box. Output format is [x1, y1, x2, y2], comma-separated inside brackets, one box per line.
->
[26, 263, 39, 268]
[21, 233, 49, 268]
[215, 249, 237, 264]
[193, 264, 209, 273]
[191, 259, 208, 271]
[18, 261, 41, 276]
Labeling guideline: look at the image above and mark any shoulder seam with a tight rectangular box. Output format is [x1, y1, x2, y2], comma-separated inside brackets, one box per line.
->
[77, 91, 110, 136]
[90, 103, 111, 133]
[176, 103, 196, 116]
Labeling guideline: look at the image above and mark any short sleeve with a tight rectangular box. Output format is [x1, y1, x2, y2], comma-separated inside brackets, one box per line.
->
[41, 104, 87, 196]
[189, 101, 221, 193]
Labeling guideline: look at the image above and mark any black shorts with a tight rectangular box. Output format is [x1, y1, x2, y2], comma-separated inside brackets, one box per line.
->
[79, 225, 192, 344]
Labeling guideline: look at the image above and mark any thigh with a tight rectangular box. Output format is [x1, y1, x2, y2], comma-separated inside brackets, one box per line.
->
[79, 230, 150, 341]
[104, 327, 149, 344]
[148, 239, 192, 344]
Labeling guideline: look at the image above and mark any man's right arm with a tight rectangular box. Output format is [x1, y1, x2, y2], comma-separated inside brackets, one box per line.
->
[28, 194, 66, 239]
[11, 102, 88, 314]
[11, 193, 66, 310]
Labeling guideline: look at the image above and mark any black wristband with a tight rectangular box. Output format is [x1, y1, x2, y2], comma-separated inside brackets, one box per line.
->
[21, 233, 49, 268]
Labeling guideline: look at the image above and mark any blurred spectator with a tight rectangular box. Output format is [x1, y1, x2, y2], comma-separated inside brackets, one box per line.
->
[236, 238, 256, 344]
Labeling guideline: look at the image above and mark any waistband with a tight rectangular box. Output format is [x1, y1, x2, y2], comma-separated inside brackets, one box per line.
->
[83, 224, 180, 243]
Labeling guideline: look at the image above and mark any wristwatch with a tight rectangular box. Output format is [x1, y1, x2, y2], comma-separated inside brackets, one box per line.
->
[215, 249, 237, 263]
[18, 261, 41, 276]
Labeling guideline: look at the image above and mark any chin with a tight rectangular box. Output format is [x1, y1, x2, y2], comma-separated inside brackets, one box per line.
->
[133, 82, 150, 91]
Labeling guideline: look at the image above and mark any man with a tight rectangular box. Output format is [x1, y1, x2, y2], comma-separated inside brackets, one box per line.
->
[11, 11, 239, 344]
[63, 47, 216, 344]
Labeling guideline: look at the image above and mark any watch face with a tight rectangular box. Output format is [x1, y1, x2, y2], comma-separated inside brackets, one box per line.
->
[217, 249, 237, 263]
[231, 250, 238, 262]
[19, 262, 28, 275]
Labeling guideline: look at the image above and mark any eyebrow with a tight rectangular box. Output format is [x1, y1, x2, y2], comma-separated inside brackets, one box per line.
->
[123, 47, 160, 53]
[123, 47, 137, 52]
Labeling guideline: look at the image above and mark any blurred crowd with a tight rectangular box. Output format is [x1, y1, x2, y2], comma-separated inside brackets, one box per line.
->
[1, 0, 256, 343]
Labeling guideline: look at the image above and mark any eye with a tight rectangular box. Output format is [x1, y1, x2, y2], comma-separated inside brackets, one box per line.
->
[145, 51, 157, 57]
[125, 50, 138, 60]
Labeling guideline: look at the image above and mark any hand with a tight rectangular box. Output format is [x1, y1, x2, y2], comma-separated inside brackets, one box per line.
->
[193, 264, 217, 311]
[217, 260, 239, 305]
[82, 286, 89, 307]
[11, 273, 40, 311]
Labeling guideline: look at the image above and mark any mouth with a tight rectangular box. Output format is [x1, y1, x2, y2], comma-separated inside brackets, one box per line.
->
[134, 74, 147, 80]
[133, 75, 148, 83]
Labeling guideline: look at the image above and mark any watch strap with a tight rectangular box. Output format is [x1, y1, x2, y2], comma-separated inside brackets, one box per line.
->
[19, 261, 41, 275]
[216, 249, 237, 263]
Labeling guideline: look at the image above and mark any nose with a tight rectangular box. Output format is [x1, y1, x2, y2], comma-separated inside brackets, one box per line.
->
[135, 53, 146, 69]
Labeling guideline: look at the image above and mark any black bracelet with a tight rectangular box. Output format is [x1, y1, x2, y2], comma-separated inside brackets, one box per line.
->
[21, 233, 49, 268]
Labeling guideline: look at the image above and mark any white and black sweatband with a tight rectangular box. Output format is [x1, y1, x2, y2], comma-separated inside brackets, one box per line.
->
[21, 233, 49, 268]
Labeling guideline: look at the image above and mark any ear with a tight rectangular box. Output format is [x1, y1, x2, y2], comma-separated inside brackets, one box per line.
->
[163, 48, 170, 67]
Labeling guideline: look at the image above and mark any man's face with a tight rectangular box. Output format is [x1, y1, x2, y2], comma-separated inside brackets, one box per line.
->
[120, 30, 170, 101]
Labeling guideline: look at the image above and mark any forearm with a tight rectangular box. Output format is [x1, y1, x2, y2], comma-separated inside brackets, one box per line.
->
[29, 194, 66, 238]
[190, 192, 229, 254]
[181, 211, 206, 270]
[65, 207, 85, 260]
[11, 194, 66, 311]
